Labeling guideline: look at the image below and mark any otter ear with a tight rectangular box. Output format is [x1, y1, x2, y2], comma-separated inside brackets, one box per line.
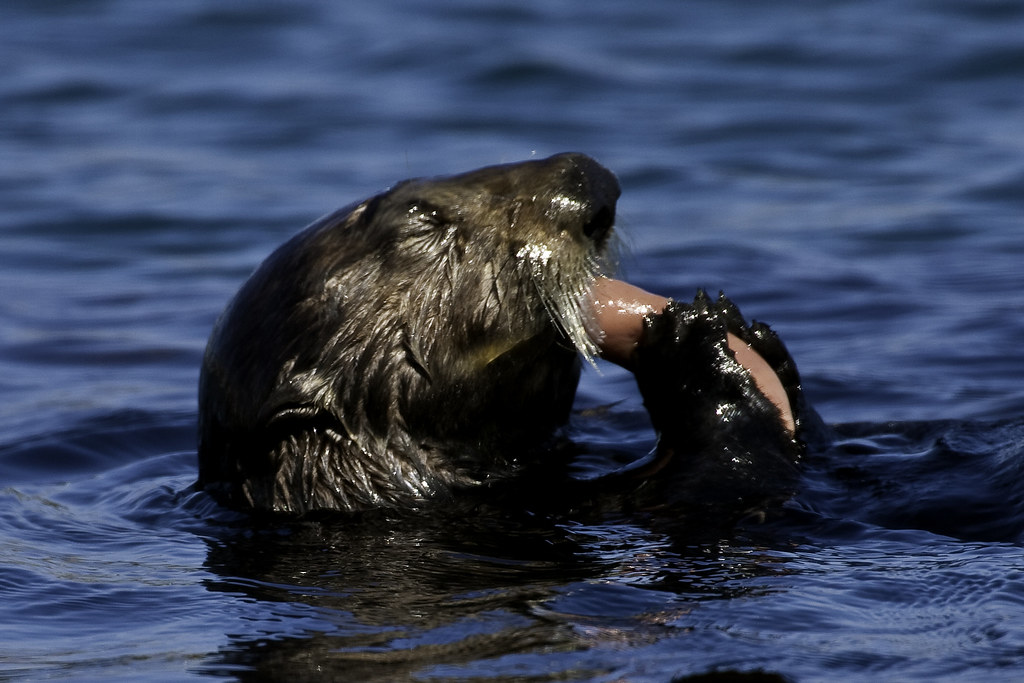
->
[402, 332, 433, 382]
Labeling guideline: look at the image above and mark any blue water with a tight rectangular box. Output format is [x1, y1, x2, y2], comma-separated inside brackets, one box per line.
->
[2, 0, 1024, 680]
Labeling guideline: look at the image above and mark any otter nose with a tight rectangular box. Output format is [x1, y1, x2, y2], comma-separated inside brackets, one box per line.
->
[546, 153, 620, 245]
[582, 203, 616, 244]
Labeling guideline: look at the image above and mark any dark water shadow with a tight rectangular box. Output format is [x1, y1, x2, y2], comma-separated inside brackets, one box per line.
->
[194, 495, 802, 681]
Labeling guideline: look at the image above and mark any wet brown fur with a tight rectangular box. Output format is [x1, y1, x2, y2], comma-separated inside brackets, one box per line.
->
[198, 154, 620, 513]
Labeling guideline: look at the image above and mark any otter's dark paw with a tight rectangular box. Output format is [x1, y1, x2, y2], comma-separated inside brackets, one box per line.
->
[713, 294, 804, 434]
[630, 291, 802, 509]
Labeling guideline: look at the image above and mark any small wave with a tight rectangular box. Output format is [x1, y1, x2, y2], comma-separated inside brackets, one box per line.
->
[798, 418, 1024, 543]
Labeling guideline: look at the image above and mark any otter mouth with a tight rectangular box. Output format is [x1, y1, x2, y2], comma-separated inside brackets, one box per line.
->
[581, 205, 616, 250]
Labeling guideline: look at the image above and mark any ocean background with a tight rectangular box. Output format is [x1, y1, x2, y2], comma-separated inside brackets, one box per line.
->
[2, 1, 1024, 680]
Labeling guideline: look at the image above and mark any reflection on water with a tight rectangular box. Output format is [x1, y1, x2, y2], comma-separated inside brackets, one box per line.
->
[198, 504, 794, 680]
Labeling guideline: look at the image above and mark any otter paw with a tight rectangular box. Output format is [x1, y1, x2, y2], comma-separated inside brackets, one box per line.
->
[630, 291, 802, 509]
[633, 291, 802, 454]
[633, 291, 771, 444]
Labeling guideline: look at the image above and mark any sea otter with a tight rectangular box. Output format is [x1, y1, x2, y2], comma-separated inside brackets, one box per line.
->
[197, 153, 804, 515]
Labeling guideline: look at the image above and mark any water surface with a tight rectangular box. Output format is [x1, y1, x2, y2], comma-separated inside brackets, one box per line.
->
[3, 1, 1024, 680]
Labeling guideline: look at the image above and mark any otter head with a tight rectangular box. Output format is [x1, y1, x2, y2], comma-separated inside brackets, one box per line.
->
[198, 153, 620, 512]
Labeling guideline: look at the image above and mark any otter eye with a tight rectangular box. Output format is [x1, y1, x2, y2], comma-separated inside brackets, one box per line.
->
[403, 201, 444, 223]
[406, 201, 447, 228]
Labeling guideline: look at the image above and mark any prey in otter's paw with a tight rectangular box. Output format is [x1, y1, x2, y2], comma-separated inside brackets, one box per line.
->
[629, 293, 804, 513]
[197, 153, 806, 516]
